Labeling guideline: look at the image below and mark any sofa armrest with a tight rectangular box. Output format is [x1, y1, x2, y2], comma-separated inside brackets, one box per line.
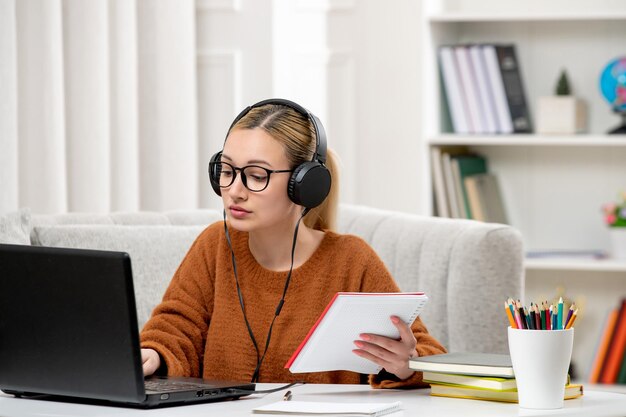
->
[338, 204, 523, 354]
[447, 225, 523, 353]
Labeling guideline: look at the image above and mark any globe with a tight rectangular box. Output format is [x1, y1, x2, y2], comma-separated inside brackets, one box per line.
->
[599, 56, 626, 134]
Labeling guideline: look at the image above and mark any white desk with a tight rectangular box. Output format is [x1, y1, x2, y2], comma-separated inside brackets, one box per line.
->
[1, 383, 626, 417]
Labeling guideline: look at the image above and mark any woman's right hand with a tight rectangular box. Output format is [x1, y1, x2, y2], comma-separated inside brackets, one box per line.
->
[141, 348, 161, 376]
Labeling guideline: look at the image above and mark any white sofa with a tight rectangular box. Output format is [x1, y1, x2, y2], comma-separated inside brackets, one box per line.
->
[1, 204, 523, 354]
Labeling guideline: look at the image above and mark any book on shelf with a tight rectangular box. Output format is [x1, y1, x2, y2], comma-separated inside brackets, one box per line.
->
[600, 298, 626, 384]
[430, 146, 467, 218]
[481, 44, 512, 134]
[430, 147, 449, 218]
[409, 352, 514, 378]
[422, 371, 517, 391]
[442, 152, 463, 218]
[469, 45, 498, 133]
[438, 46, 470, 134]
[464, 173, 508, 224]
[454, 45, 484, 133]
[285, 292, 428, 374]
[451, 154, 488, 219]
[483, 44, 532, 133]
[589, 308, 619, 383]
[429, 383, 583, 403]
[439, 43, 531, 134]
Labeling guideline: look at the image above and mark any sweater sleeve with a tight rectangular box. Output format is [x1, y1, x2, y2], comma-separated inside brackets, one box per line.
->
[140, 227, 216, 377]
[353, 239, 447, 389]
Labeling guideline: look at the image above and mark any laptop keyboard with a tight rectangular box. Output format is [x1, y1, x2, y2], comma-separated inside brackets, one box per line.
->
[144, 379, 214, 393]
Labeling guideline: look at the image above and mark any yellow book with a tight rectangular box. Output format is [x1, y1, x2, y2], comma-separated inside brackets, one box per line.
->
[429, 383, 583, 403]
[423, 371, 517, 391]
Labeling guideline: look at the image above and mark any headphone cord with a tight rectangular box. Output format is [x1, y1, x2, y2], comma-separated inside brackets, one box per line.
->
[223, 208, 309, 383]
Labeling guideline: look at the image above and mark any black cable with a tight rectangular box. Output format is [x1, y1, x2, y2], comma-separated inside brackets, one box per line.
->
[223, 208, 309, 383]
[224, 215, 260, 366]
[228, 381, 305, 395]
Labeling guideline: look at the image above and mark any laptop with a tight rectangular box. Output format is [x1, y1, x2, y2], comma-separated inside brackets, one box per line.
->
[0, 243, 255, 408]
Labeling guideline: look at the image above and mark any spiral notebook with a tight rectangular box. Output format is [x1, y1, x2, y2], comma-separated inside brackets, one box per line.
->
[285, 292, 428, 374]
[252, 400, 402, 416]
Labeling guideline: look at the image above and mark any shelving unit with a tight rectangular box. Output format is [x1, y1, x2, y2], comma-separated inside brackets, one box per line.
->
[420, 0, 626, 383]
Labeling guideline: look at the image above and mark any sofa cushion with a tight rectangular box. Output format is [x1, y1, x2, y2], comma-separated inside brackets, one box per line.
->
[31, 224, 206, 329]
[0, 208, 31, 244]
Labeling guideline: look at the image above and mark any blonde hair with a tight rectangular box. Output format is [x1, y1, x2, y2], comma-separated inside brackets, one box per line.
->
[229, 104, 339, 231]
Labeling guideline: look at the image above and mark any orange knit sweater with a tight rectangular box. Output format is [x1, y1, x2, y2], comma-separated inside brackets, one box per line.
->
[140, 222, 446, 388]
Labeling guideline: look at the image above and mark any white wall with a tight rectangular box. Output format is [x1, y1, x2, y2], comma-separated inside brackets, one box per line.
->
[197, 0, 425, 214]
[196, 0, 274, 209]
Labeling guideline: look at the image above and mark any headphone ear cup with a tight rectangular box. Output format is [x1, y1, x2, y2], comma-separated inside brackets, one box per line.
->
[208, 152, 223, 196]
[287, 162, 331, 209]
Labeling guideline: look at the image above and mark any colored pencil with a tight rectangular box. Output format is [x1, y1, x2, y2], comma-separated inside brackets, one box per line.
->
[565, 309, 578, 329]
[503, 298, 580, 331]
[517, 300, 527, 329]
[534, 304, 541, 330]
[505, 301, 517, 328]
[514, 305, 523, 330]
[564, 303, 575, 330]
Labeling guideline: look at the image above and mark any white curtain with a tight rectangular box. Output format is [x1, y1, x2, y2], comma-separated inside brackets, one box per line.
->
[0, 0, 199, 214]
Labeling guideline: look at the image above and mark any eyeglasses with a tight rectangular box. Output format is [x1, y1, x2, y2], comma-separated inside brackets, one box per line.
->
[209, 161, 293, 192]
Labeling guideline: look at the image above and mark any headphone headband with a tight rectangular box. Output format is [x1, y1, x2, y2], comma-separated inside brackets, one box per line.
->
[226, 98, 327, 164]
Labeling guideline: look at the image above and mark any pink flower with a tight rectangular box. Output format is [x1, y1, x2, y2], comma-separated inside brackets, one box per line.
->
[604, 203, 618, 213]
[606, 213, 617, 225]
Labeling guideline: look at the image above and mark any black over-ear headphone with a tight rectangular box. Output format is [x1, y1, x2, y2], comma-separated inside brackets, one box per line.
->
[208, 98, 331, 209]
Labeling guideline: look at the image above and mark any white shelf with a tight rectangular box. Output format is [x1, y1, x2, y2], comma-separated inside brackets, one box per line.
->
[427, 12, 626, 23]
[428, 135, 626, 147]
[525, 258, 626, 272]
[420, 0, 626, 388]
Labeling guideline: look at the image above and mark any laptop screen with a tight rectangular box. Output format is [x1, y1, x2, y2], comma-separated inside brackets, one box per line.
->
[0, 244, 146, 403]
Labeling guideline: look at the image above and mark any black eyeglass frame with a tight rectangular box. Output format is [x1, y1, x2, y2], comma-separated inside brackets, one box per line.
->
[209, 161, 294, 192]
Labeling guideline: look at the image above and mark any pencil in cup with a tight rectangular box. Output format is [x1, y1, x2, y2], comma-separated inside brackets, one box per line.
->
[504, 298, 579, 330]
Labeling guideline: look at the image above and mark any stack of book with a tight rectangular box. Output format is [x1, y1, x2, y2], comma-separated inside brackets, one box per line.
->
[431, 148, 507, 223]
[439, 43, 531, 134]
[589, 298, 626, 384]
[409, 352, 583, 403]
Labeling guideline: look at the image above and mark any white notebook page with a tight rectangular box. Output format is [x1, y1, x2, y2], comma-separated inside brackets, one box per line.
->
[252, 400, 402, 416]
[287, 292, 428, 374]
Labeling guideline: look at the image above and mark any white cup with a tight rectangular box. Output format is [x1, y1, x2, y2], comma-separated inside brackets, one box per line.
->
[508, 327, 574, 409]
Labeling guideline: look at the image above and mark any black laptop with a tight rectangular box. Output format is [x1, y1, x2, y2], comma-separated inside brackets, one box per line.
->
[0, 243, 255, 408]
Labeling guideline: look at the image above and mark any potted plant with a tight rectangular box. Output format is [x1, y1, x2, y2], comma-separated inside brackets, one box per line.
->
[602, 192, 626, 259]
[536, 70, 587, 134]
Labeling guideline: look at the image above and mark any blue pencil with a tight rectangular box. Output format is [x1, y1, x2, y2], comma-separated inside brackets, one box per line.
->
[557, 297, 564, 330]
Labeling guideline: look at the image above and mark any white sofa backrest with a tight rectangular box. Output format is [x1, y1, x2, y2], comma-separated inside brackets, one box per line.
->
[26, 204, 523, 354]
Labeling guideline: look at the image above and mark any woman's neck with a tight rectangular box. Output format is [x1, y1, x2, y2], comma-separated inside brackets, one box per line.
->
[248, 221, 324, 272]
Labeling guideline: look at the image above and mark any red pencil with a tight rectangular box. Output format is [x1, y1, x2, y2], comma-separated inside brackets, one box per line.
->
[534, 304, 541, 330]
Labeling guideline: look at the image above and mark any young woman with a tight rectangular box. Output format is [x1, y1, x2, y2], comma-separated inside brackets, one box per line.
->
[140, 99, 445, 388]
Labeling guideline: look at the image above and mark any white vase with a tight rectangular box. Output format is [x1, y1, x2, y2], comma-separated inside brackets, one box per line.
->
[609, 228, 626, 260]
[536, 96, 587, 134]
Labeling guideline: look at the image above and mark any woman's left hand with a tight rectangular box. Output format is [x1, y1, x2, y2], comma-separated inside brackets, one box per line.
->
[352, 315, 417, 380]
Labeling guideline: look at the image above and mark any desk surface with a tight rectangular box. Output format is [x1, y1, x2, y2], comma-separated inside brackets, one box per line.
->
[1, 383, 626, 417]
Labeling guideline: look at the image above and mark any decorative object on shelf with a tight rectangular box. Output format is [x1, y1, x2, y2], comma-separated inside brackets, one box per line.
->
[599, 56, 626, 134]
[536, 69, 587, 134]
[603, 192, 626, 259]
